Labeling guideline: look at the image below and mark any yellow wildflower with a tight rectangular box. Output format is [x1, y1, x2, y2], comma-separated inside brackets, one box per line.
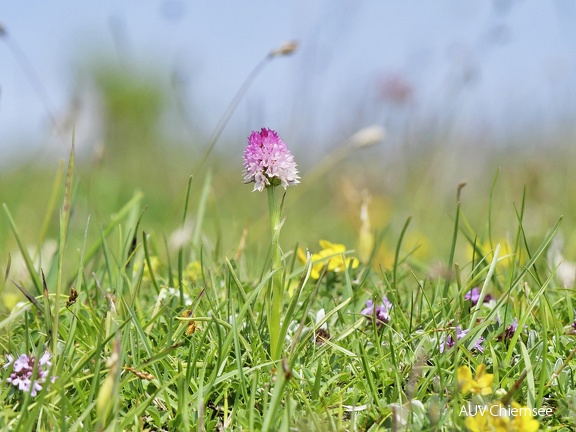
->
[134, 256, 161, 282]
[458, 364, 494, 395]
[298, 240, 359, 279]
[464, 407, 491, 432]
[373, 232, 431, 270]
[465, 402, 539, 432]
[184, 261, 202, 285]
[468, 239, 519, 269]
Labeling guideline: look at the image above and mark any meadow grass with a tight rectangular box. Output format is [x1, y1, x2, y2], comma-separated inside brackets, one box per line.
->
[2, 25, 576, 430]
[1, 140, 576, 432]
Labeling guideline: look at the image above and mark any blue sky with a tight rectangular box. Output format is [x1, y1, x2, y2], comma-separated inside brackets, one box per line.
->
[2, 1, 576, 157]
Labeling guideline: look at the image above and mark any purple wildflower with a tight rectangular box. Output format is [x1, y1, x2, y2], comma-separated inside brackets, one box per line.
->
[4, 352, 55, 396]
[378, 73, 414, 105]
[440, 326, 484, 353]
[464, 288, 494, 307]
[243, 128, 300, 192]
[362, 296, 392, 325]
[497, 318, 519, 342]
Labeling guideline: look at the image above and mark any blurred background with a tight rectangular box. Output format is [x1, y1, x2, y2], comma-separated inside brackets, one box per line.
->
[2, 1, 576, 273]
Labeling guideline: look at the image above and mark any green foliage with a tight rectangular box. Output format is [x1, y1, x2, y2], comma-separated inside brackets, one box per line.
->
[2, 142, 576, 431]
[92, 61, 166, 151]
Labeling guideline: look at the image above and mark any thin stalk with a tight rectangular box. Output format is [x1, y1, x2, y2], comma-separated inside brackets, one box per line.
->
[193, 41, 298, 172]
[267, 185, 283, 360]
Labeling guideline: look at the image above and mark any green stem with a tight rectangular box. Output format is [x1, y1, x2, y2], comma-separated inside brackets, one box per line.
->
[267, 185, 283, 360]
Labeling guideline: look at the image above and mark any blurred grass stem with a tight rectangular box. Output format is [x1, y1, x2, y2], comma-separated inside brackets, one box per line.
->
[1, 25, 61, 135]
[194, 41, 299, 172]
[289, 125, 384, 206]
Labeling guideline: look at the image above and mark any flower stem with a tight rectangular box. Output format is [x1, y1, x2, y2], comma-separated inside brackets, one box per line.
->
[267, 185, 283, 360]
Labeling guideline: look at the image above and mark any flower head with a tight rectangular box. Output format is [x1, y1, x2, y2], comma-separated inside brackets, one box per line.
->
[243, 128, 299, 192]
[458, 364, 494, 395]
[464, 288, 494, 307]
[497, 318, 519, 343]
[361, 296, 392, 325]
[440, 326, 484, 353]
[297, 240, 359, 279]
[4, 352, 55, 396]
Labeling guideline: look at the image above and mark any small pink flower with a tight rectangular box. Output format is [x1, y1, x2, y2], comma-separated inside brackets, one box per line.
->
[4, 351, 56, 397]
[39, 351, 52, 367]
[497, 318, 519, 343]
[361, 296, 392, 325]
[12, 355, 30, 373]
[464, 287, 494, 306]
[440, 326, 484, 353]
[243, 128, 300, 192]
